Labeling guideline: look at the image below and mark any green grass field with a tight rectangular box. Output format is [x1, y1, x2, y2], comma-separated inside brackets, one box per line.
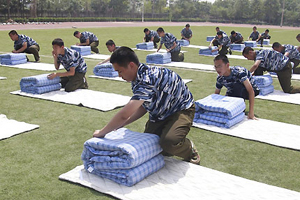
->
[0, 25, 300, 200]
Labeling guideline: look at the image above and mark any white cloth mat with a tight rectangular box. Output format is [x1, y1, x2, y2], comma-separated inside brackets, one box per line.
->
[132, 48, 187, 53]
[59, 157, 300, 200]
[255, 90, 300, 105]
[1, 62, 63, 71]
[0, 114, 39, 140]
[201, 54, 247, 60]
[88, 75, 192, 84]
[10, 89, 131, 112]
[268, 73, 300, 81]
[193, 116, 300, 150]
[162, 62, 215, 72]
[83, 54, 110, 60]
[183, 45, 208, 49]
[0, 76, 7, 80]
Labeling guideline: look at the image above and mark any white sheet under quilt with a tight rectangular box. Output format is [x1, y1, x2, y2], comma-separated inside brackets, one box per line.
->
[256, 90, 300, 105]
[10, 89, 131, 111]
[82, 54, 110, 60]
[193, 116, 300, 150]
[0, 114, 39, 140]
[1, 62, 64, 71]
[59, 157, 300, 200]
[0, 77, 6, 80]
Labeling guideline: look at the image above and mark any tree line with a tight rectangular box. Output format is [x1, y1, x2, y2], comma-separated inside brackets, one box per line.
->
[1, 0, 300, 26]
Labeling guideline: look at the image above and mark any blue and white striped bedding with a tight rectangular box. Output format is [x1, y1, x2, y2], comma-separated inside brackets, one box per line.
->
[194, 94, 246, 128]
[70, 45, 91, 56]
[0, 53, 27, 65]
[194, 112, 245, 128]
[81, 128, 163, 170]
[146, 52, 172, 64]
[199, 47, 218, 55]
[20, 74, 61, 94]
[206, 36, 215, 42]
[85, 154, 165, 187]
[178, 39, 190, 46]
[252, 75, 273, 87]
[258, 85, 274, 96]
[93, 63, 119, 77]
[230, 44, 245, 51]
[136, 42, 154, 50]
[244, 41, 257, 47]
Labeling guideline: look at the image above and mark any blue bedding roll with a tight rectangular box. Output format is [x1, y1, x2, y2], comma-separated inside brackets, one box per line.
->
[21, 83, 61, 94]
[136, 42, 154, 50]
[258, 85, 274, 96]
[178, 39, 190, 46]
[199, 47, 218, 55]
[81, 128, 163, 170]
[194, 112, 245, 128]
[146, 52, 172, 64]
[1, 58, 27, 65]
[70, 45, 91, 56]
[93, 63, 119, 77]
[0, 53, 27, 65]
[20, 74, 61, 94]
[252, 75, 273, 87]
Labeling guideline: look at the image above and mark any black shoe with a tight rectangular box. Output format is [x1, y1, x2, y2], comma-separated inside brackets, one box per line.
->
[189, 141, 201, 165]
[228, 48, 232, 55]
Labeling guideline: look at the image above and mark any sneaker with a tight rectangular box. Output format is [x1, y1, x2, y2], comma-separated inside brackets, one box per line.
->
[228, 48, 232, 55]
[189, 141, 201, 165]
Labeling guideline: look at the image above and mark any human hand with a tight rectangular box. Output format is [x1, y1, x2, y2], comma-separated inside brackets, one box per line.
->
[93, 130, 106, 138]
[247, 112, 257, 120]
[47, 73, 56, 80]
[12, 50, 17, 53]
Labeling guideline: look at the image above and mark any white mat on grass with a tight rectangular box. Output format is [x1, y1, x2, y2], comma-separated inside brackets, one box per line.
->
[268, 73, 300, 81]
[162, 62, 215, 72]
[0, 76, 6, 80]
[1, 62, 64, 71]
[83, 54, 110, 60]
[59, 156, 300, 200]
[10, 89, 131, 112]
[183, 45, 207, 49]
[0, 114, 39, 140]
[89, 75, 192, 84]
[193, 116, 300, 150]
[255, 90, 300, 105]
[132, 48, 187, 53]
[201, 54, 247, 60]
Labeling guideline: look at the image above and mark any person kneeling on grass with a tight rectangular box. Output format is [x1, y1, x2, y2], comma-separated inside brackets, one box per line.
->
[214, 55, 260, 119]
[48, 38, 88, 92]
[93, 46, 200, 165]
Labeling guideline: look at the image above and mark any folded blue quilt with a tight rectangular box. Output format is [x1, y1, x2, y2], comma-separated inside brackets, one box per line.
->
[136, 42, 154, 50]
[1, 58, 27, 65]
[258, 84, 274, 96]
[146, 52, 172, 64]
[20, 83, 61, 94]
[244, 41, 257, 47]
[230, 44, 245, 51]
[199, 47, 218, 55]
[0, 53, 27, 61]
[85, 154, 165, 187]
[81, 128, 162, 170]
[93, 63, 119, 77]
[194, 94, 246, 119]
[252, 75, 273, 87]
[178, 40, 189, 46]
[206, 36, 215, 42]
[20, 74, 61, 94]
[70, 45, 91, 56]
[194, 112, 245, 128]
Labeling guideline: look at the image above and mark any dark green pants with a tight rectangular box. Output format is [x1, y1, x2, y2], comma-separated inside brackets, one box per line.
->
[24, 44, 40, 61]
[60, 72, 88, 92]
[144, 104, 195, 160]
[171, 51, 184, 62]
[90, 41, 99, 54]
[290, 58, 300, 74]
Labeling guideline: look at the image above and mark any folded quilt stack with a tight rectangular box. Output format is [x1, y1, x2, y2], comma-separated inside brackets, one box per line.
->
[178, 39, 190, 46]
[244, 41, 257, 47]
[230, 44, 245, 51]
[0, 53, 27, 65]
[146, 52, 171, 64]
[193, 94, 246, 128]
[81, 128, 165, 187]
[252, 75, 274, 96]
[206, 36, 215, 42]
[136, 42, 154, 50]
[70, 45, 91, 56]
[258, 39, 270, 46]
[93, 63, 118, 77]
[20, 74, 61, 94]
[199, 46, 218, 55]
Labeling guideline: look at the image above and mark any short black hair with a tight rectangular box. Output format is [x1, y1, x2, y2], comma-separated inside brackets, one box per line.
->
[231, 31, 236, 35]
[110, 46, 139, 67]
[296, 34, 300, 39]
[265, 29, 269, 32]
[143, 28, 149, 33]
[242, 46, 254, 55]
[157, 27, 164, 33]
[185, 24, 190, 27]
[106, 39, 115, 46]
[217, 31, 223, 36]
[73, 31, 80, 36]
[272, 42, 281, 49]
[214, 54, 229, 64]
[253, 26, 257, 29]
[52, 38, 64, 47]
[216, 27, 220, 29]
[8, 30, 18, 35]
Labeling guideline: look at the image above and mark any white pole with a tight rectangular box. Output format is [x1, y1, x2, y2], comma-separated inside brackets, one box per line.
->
[280, 0, 285, 27]
[142, 0, 144, 22]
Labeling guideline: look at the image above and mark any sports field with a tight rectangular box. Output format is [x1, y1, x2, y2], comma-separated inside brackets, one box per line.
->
[0, 22, 300, 200]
